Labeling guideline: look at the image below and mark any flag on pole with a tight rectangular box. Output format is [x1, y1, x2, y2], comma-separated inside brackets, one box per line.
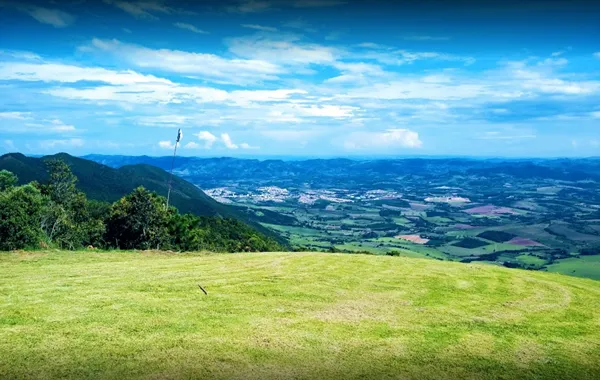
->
[176, 128, 183, 143]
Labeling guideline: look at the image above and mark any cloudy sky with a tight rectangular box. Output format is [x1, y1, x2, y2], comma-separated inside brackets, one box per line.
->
[0, 0, 599, 157]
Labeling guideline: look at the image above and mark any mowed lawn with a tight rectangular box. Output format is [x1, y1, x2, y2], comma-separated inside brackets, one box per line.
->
[1, 251, 599, 380]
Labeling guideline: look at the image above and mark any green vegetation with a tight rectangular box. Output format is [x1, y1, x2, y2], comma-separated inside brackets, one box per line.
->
[0, 251, 599, 379]
[452, 238, 489, 249]
[0, 153, 277, 239]
[545, 255, 600, 280]
[477, 230, 517, 243]
[162, 155, 600, 280]
[0, 162, 282, 253]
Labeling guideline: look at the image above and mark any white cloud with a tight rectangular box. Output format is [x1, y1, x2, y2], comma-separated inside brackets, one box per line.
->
[136, 115, 190, 126]
[0, 61, 172, 85]
[40, 138, 84, 149]
[104, 0, 173, 19]
[25, 119, 76, 133]
[228, 89, 307, 105]
[42, 80, 306, 106]
[594, 52, 600, 59]
[218, 133, 256, 149]
[0, 50, 42, 61]
[340, 80, 489, 101]
[86, 38, 282, 84]
[49, 119, 75, 132]
[0, 112, 32, 120]
[239, 142, 259, 149]
[195, 131, 218, 148]
[538, 57, 568, 66]
[174, 22, 209, 34]
[294, 104, 357, 118]
[226, 34, 337, 65]
[158, 140, 174, 149]
[44, 83, 228, 105]
[344, 129, 422, 150]
[355, 47, 475, 66]
[17, 6, 75, 27]
[327, 62, 388, 84]
[226, 0, 273, 13]
[226, 0, 344, 13]
[328, 59, 598, 104]
[241, 24, 278, 32]
[184, 141, 200, 149]
[0, 113, 77, 134]
[221, 133, 238, 149]
[510, 63, 600, 94]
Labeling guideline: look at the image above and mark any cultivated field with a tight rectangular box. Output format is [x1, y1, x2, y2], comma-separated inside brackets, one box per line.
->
[1, 251, 599, 379]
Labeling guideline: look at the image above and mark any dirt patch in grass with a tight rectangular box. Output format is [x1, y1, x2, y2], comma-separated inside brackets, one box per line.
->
[395, 235, 430, 245]
[464, 205, 519, 216]
[508, 237, 546, 247]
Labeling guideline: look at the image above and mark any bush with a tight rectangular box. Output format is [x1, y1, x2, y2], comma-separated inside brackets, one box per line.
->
[105, 187, 172, 250]
[0, 184, 45, 250]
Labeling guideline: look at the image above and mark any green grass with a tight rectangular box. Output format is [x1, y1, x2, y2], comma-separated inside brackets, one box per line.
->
[1, 251, 600, 379]
[545, 255, 600, 280]
[516, 255, 548, 268]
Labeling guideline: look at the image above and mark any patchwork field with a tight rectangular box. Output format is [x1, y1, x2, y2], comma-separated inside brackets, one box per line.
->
[1, 251, 600, 379]
[84, 155, 600, 280]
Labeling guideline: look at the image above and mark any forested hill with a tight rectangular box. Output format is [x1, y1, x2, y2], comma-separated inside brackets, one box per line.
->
[0, 153, 280, 241]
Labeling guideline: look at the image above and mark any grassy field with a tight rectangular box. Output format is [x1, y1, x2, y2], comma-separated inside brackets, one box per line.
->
[545, 255, 600, 280]
[1, 251, 600, 380]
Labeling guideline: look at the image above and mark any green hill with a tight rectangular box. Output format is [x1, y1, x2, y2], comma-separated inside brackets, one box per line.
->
[0, 251, 598, 379]
[0, 153, 281, 242]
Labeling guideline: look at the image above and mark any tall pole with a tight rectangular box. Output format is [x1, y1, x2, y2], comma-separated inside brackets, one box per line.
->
[166, 129, 182, 210]
[166, 142, 178, 209]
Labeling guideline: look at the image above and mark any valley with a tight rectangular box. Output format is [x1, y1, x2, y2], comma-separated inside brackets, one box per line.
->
[86, 156, 600, 280]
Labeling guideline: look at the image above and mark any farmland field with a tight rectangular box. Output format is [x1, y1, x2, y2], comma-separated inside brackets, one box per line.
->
[1, 250, 600, 379]
[87, 156, 600, 280]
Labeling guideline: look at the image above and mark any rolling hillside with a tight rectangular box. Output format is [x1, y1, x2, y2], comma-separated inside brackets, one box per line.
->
[0, 251, 598, 379]
[0, 153, 280, 241]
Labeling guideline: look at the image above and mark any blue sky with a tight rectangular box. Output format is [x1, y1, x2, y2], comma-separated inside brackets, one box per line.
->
[0, 0, 599, 158]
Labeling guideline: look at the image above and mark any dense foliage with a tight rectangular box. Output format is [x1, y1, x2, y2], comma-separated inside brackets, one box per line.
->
[0, 153, 281, 242]
[0, 162, 283, 252]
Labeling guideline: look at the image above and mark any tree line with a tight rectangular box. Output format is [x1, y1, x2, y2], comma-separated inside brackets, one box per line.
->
[0, 160, 283, 252]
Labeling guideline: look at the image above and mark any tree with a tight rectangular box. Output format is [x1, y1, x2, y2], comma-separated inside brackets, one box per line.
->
[0, 170, 18, 192]
[39, 160, 103, 249]
[106, 187, 171, 250]
[45, 160, 78, 205]
[0, 184, 44, 250]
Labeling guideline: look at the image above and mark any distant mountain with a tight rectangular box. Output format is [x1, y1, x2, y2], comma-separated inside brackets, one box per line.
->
[0, 153, 283, 242]
[83, 154, 600, 186]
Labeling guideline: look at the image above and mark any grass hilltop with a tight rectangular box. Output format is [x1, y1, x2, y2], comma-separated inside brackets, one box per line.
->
[1, 251, 599, 380]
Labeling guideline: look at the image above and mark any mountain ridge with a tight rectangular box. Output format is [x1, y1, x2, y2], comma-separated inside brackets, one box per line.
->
[0, 152, 283, 243]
